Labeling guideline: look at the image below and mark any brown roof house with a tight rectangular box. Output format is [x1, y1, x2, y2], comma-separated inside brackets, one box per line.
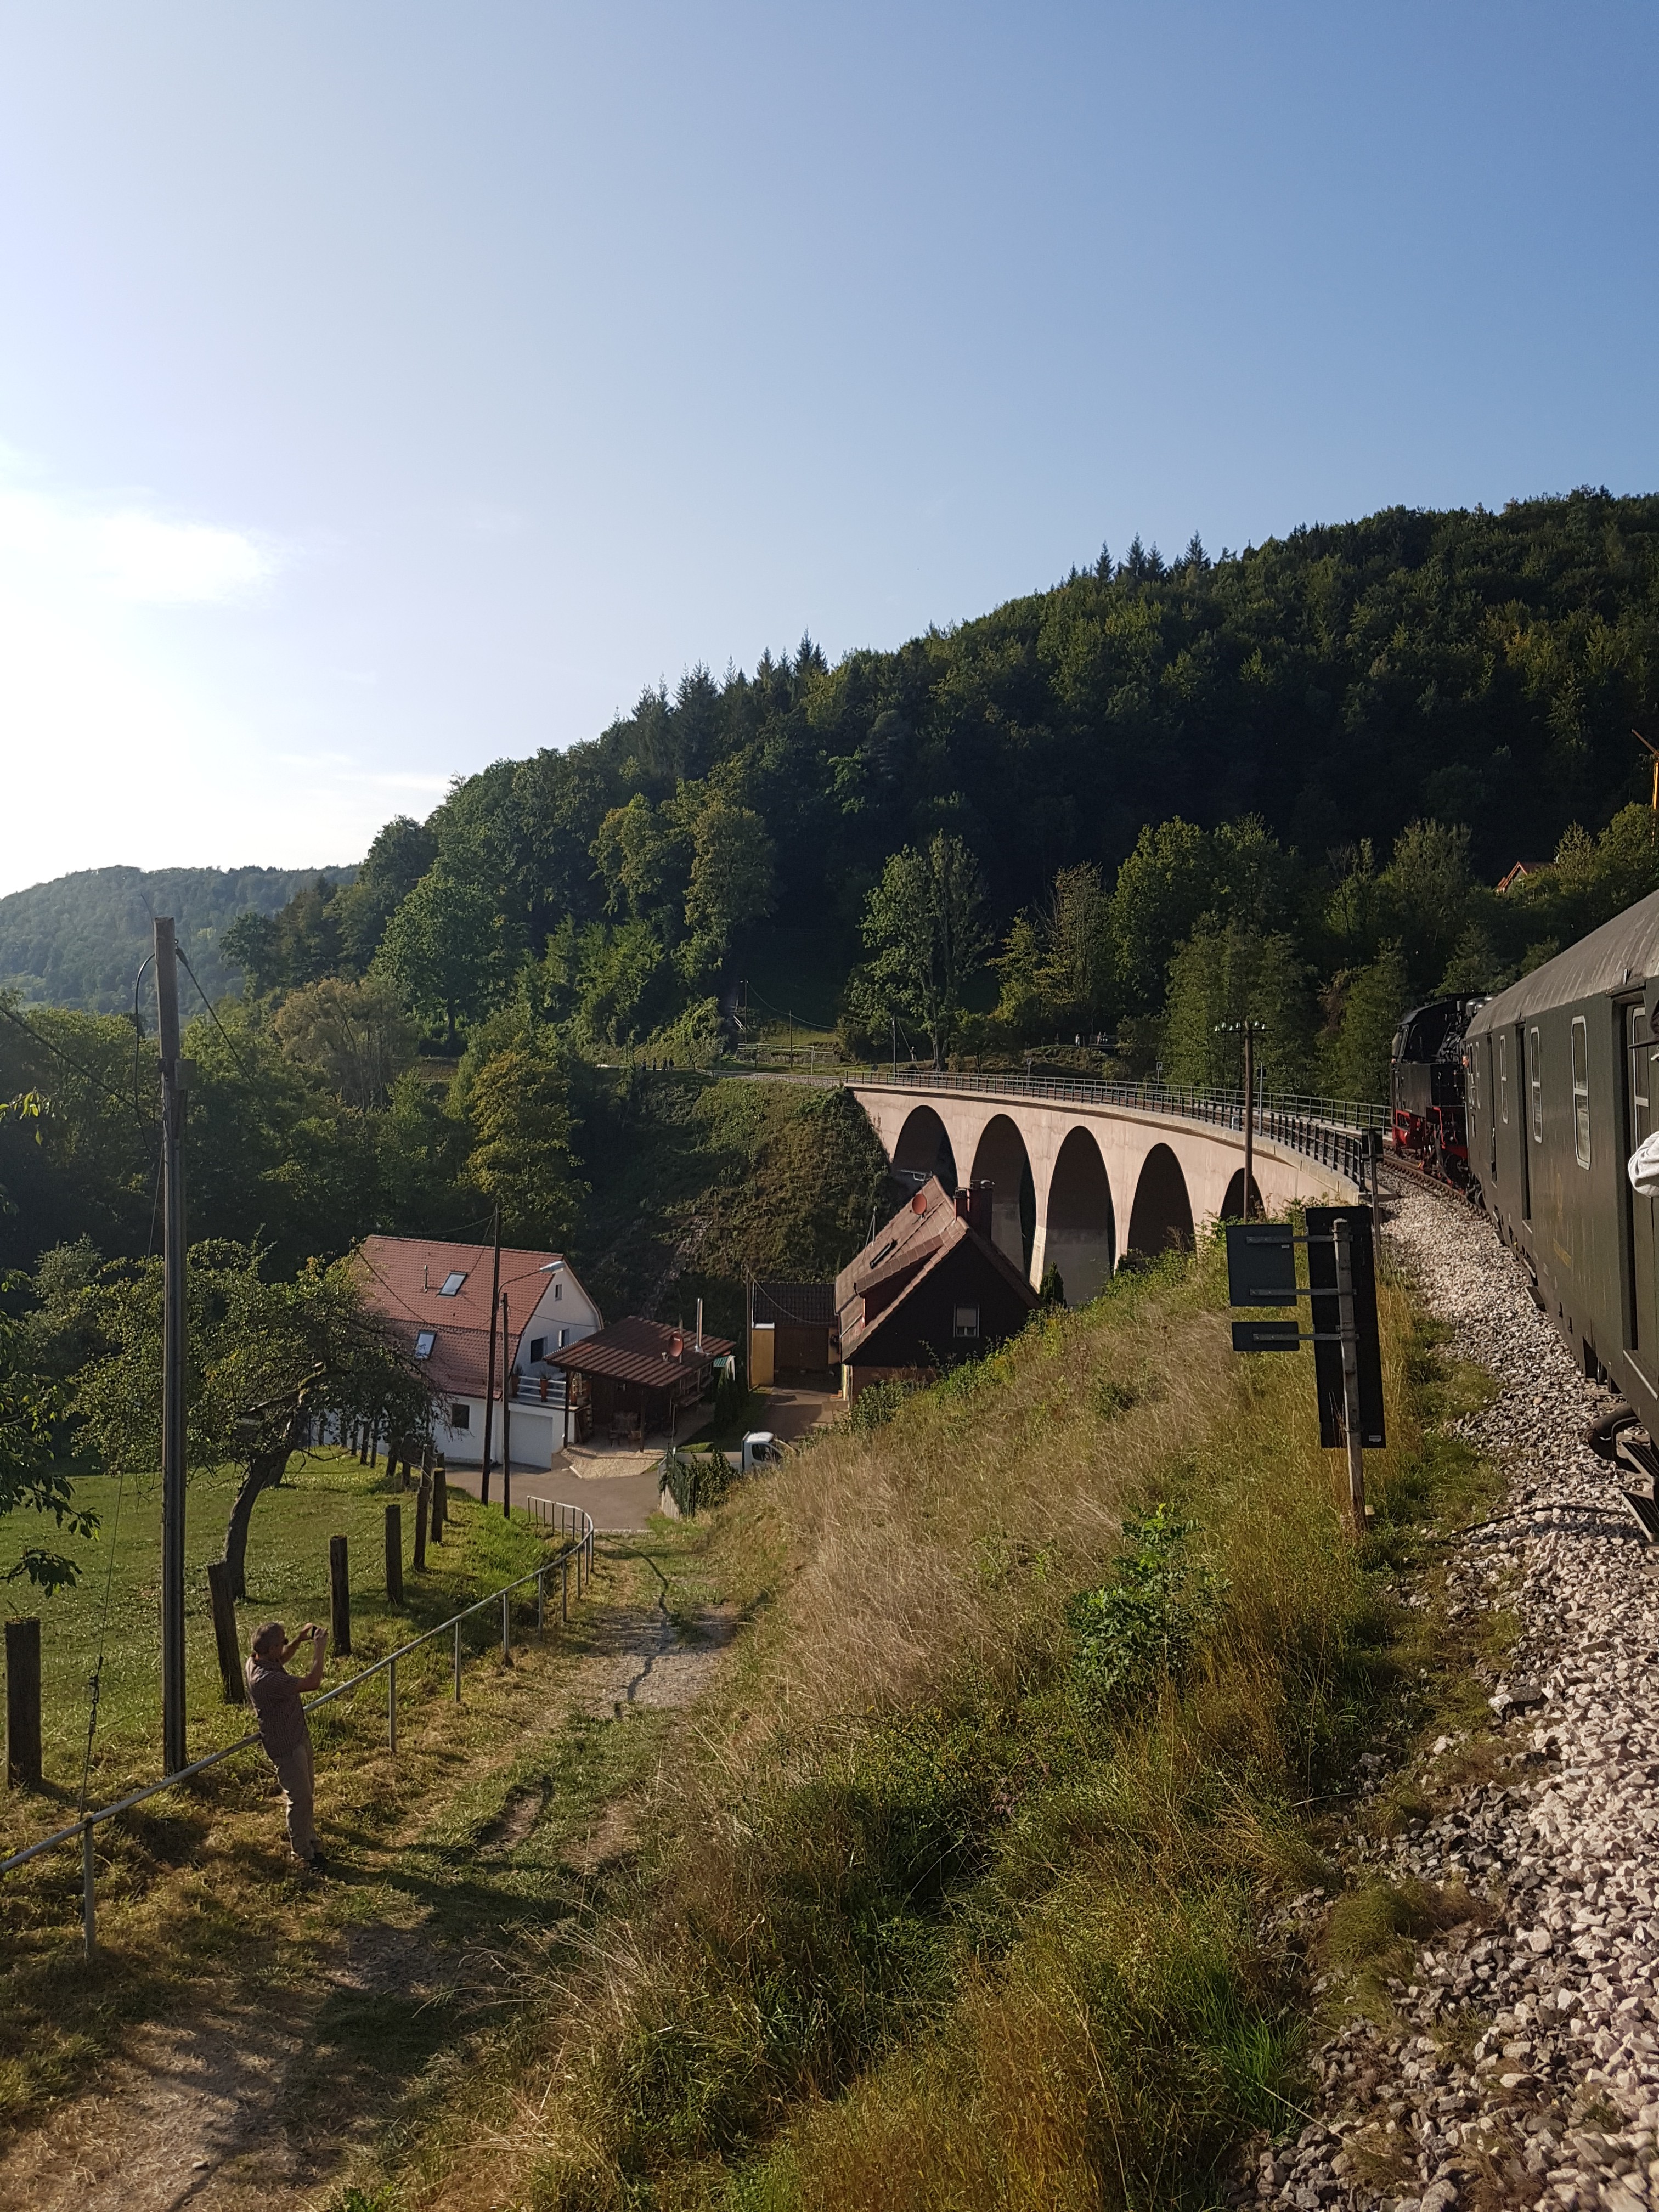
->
[354, 1235, 603, 1467]
[548, 1316, 735, 1446]
[835, 1178, 1039, 1409]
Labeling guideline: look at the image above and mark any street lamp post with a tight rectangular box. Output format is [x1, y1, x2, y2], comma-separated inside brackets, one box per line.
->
[1214, 1019, 1267, 1220]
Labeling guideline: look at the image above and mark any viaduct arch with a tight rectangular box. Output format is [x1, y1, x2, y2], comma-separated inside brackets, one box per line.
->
[855, 1077, 1359, 1306]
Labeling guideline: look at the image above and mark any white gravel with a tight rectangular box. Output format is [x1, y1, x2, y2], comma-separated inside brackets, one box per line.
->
[1254, 1179, 1659, 2212]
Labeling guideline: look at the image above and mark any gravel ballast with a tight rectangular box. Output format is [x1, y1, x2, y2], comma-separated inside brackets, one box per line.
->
[1257, 1178, 1659, 2212]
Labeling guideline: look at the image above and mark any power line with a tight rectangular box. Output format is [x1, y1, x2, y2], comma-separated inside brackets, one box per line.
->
[0, 1001, 153, 1133]
[174, 947, 255, 1085]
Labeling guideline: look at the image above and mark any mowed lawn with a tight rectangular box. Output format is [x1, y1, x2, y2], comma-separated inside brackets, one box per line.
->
[0, 1445, 551, 1843]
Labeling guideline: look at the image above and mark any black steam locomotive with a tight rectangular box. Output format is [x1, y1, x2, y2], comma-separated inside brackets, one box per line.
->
[1389, 996, 1489, 1184]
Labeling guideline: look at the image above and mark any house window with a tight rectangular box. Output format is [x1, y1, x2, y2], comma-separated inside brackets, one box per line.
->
[559, 1327, 568, 1347]
[1528, 1025, 1543, 1143]
[953, 1305, 980, 1339]
[1571, 1015, 1591, 1168]
[529, 1336, 545, 1363]
[1498, 1031, 1509, 1124]
[438, 1270, 467, 1296]
[553, 1281, 562, 1300]
[414, 1330, 436, 1359]
[450, 1402, 471, 1429]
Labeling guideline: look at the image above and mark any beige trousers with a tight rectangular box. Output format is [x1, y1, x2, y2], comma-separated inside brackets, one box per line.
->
[270, 1738, 318, 1860]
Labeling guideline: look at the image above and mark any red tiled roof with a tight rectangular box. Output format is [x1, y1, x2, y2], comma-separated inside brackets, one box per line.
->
[548, 1316, 734, 1390]
[353, 1235, 589, 1402]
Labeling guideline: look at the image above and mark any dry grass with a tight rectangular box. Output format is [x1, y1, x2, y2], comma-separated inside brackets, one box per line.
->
[326, 1225, 1497, 2212]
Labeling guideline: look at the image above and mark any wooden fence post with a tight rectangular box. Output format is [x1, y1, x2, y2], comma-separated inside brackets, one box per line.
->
[433, 1462, 447, 1541]
[330, 1536, 352, 1658]
[385, 1505, 404, 1606]
[4, 1617, 42, 1788]
[413, 1462, 431, 1572]
[205, 1562, 245, 1703]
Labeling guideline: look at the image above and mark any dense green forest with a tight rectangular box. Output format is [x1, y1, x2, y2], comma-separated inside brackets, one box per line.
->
[0, 863, 357, 1013]
[209, 486, 1659, 1076]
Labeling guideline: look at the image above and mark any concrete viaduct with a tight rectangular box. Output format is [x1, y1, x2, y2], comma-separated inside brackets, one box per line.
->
[847, 1074, 1367, 1304]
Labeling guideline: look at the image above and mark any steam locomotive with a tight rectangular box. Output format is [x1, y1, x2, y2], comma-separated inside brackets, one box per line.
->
[1389, 995, 1489, 1184]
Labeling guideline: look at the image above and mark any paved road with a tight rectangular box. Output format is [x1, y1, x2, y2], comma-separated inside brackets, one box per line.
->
[439, 1459, 664, 1532]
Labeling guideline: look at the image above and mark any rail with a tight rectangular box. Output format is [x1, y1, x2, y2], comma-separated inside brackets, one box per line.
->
[840, 1067, 1383, 1191]
[0, 1503, 596, 1957]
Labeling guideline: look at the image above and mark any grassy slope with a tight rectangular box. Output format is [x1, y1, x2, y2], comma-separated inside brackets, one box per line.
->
[349, 1227, 1499, 2212]
[0, 1447, 546, 1813]
[0, 1449, 558, 2129]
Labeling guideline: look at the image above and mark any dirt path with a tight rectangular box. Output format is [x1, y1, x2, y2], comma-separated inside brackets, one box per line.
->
[0, 1558, 734, 2212]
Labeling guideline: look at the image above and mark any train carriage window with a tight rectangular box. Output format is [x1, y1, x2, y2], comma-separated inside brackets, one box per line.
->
[1498, 1032, 1509, 1124]
[1571, 1017, 1591, 1169]
[1528, 1026, 1543, 1144]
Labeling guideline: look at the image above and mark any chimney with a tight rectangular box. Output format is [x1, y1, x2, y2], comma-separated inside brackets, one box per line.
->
[954, 1188, 970, 1220]
[968, 1181, 992, 1237]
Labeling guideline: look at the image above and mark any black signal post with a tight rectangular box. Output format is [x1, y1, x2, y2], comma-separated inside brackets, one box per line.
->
[1226, 1208, 1384, 1537]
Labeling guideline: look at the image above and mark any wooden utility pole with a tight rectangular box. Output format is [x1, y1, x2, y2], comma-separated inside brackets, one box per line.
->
[384, 1505, 404, 1606]
[155, 918, 188, 1775]
[479, 1205, 502, 1506]
[500, 1291, 512, 1519]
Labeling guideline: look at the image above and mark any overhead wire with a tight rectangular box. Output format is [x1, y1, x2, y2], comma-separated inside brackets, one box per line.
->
[174, 946, 255, 1084]
[0, 1001, 154, 1133]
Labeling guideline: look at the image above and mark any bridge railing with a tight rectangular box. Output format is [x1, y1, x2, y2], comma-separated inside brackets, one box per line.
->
[844, 1067, 1381, 1193]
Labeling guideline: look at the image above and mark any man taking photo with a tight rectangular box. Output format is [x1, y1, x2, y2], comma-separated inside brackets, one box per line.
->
[245, 1619, 329, 1871]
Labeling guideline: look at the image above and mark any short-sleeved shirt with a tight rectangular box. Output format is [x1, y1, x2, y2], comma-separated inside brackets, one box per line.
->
[246, 1657, 309, 1760]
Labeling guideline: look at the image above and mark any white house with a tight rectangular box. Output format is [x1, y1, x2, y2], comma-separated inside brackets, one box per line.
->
[354, 1234, 603, 1469]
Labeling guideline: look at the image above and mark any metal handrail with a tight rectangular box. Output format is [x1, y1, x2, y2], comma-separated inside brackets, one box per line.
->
[0, 1504, 595, 1952]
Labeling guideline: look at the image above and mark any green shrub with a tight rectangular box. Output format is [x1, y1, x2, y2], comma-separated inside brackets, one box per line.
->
[1066, 1504, 1226, 1701]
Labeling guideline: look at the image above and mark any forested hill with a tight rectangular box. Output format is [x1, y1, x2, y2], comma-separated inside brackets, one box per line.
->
[0, 864, 357, 1013]
[517, 485, 1659, 939]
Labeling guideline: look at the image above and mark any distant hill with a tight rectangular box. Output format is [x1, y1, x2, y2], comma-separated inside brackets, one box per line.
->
[0, 863, 358, 1013]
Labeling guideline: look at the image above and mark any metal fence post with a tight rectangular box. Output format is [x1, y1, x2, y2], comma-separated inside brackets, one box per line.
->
[388, 1656, 397, 1753]
[501, 1588, 511, 1664]
[537, 1570, 545, 1638]
[454, 1619, 462, 1702]
[562, 1554, 568, 1622]
[82, 1819, 95, 1960]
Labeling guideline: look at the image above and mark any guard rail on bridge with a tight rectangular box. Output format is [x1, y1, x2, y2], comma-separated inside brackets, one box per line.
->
[848, 1067, 1383, 1195]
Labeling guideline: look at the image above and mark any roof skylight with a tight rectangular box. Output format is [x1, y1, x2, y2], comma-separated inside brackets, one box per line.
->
[414, 1329, 436, 1358]
[437, 1271, 467, 1296]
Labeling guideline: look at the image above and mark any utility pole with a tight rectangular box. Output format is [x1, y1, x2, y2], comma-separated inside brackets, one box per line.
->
[155, 918, 188, 1775]
[479, 1204, 501, 1507]
[500, 1290, 512, 1519]
[1214, 1017, 1265, 1221]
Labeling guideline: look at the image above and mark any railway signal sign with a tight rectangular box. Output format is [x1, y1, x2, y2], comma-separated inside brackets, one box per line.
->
[1226, 1206, 1384, 1533]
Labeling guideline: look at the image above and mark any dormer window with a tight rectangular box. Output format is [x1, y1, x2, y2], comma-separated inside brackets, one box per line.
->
[414, 1330, 436, 1359]
[529, 1336, 545, 1363]
[437, 1271, 467, 1296]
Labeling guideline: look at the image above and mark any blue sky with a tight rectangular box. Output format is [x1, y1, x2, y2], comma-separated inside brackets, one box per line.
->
[3, 2, 1656, 896]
